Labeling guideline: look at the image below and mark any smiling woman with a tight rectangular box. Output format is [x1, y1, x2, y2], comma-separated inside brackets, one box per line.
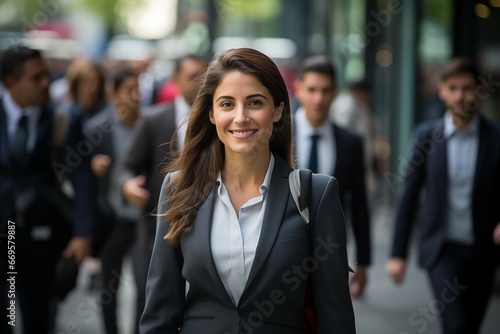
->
[209, 70, 283, 160]
[139, 48, 355, 334]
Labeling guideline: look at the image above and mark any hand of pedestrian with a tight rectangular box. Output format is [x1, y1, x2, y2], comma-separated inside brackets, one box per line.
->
[493, 222, 500, 245]
[62, 236, 93, 265]
[123, 175, 150, 208]
[349, 266, 367, 298]
[386, 258, 406, 285]
[91, 154, 112, 177]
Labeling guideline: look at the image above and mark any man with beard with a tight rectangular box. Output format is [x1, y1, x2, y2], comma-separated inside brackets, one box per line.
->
[386, 57, 500, 334]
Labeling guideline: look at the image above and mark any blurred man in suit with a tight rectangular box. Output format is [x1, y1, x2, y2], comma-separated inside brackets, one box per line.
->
[294, 55, 371, 298]
[113, 54, 207, 324]
[0, 45, 95, 333]
[386, 57, 500, 334]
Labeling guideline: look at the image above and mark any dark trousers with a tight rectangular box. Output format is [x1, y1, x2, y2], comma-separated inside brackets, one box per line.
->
[427, 243, 497, 334]
[99, 217, 151, 334]
[0, 201, 71, 334]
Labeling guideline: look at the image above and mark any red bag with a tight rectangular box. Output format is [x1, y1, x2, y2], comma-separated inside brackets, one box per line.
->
[303, 282, 317, 334]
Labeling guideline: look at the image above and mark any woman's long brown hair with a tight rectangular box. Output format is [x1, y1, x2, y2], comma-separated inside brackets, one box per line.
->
[164, 48, 293, 246]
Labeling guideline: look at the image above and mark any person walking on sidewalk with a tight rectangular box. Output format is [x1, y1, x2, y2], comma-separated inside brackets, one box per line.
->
[386, 56, 500, 334]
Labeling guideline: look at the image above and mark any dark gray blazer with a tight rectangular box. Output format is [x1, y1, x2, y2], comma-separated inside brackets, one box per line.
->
[113, 102, 177, 251]
[140, 155, 356, 334]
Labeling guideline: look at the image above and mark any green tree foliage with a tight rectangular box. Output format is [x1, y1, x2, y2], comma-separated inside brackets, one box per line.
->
[214, 0, 281, 21]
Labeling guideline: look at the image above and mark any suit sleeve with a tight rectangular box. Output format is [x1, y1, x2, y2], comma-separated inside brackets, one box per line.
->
[313, 176, 356, 334]
[140, 173, 185, 333]
[349, 135, 371, 266]
[390, 125, 428, 259]
[113, 116, 152, 191]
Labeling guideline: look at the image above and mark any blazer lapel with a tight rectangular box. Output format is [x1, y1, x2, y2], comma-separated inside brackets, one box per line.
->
[472, 116, 487, 192]
[332, 124, 342, 175]
[28, 106, 51, 165]
[431, 122, 448, 204]
[243, 156, 291, 292]
[190, 186, 232, 301]
[0, 102, 12, 170]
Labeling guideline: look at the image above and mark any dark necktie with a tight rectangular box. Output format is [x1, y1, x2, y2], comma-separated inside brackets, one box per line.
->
[308, 133, 320, 173]
[12, 115, 29, 167]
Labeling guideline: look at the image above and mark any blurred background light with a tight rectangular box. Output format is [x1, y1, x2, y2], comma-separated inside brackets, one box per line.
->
[125, 0, 177, 39]
[376, 48, 393, 67]
[0, 2, 17, 25]
[475, 3, 491, 18]
[489, 0, 500, 7]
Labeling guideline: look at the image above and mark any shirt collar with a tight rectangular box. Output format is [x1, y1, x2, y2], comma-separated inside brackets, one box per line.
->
[295, 107, 333, 138]
[4, 90, 42, 115]
[3, 91, 42, 135]
[216, 154, 275, 195]
[444, 110, 480, 139]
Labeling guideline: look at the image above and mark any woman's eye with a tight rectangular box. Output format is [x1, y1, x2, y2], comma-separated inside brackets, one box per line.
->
[249, 100, 263, 106]
[220, 101, 233, 108]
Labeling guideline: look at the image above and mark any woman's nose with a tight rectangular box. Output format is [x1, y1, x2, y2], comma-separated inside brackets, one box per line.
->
[233, 106, 248, 124]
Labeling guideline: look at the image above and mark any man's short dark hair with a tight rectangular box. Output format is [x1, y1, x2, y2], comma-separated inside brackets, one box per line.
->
[0, 45, 42, 84]
[298, 55, 336, 83]
[349, 79, 372, 93]
[174, 54, 206, 75]
[441, 56, 480, 84]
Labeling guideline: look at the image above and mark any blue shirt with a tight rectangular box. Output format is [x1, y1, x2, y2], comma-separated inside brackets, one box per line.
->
[444, 111, 479, 245]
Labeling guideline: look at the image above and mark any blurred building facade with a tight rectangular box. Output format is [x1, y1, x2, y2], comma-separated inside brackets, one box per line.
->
[184, 0, 500, 198]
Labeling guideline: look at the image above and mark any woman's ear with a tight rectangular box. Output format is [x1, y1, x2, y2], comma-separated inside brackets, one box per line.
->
[274, 102, 284, 122]
[209, 110, 215, 124]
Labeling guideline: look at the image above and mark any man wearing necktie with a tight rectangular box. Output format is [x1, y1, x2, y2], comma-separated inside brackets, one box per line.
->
[293, 55, 371, 298]
[0, 45, 96, 333]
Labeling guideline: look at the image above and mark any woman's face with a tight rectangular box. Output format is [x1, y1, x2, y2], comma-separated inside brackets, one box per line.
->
[77, 68, 102, 111]
[209, 70, 283, 159]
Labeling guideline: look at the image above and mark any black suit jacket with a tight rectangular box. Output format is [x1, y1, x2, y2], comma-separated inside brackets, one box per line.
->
[330, 124, 371, 266]
[113, 102, 177, 251]
[391, 115, 500, 269]
[140, 156, 355, 334]
[0, 97, 95, 237]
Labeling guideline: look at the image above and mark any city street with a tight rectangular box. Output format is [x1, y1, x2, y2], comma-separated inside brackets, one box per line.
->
[55, 196, 500, 334]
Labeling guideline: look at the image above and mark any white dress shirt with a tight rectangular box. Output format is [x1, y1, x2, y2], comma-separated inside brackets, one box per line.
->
[210, 154, 275, 305]
[443, 111, 479, 245]
[3, 91, 41, 152]
[174, 95, 190, 151]
[294, 107, 335, 174]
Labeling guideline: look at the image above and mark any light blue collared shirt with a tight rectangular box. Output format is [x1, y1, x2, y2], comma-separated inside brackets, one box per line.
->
[444, 111, 479, 245]
[294, 107, 336, 174]
[210, 154, 274, 305]
[3, 91, 41, 152]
